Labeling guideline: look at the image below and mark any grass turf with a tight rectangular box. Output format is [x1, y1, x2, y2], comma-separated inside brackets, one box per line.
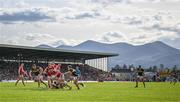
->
[0, 82, 179, 102]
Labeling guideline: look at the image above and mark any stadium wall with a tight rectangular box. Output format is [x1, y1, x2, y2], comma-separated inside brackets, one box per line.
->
[85, 57, 108, 71]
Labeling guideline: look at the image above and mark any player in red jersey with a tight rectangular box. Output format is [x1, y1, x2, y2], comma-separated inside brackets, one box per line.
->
[51, 67, 72, 90]
[44, 64, 53, 88]
[44, 63, 57, 88]
[44, 63, 65, 89]
[54, 63, 61, 71]
[15, 63, 28, 86]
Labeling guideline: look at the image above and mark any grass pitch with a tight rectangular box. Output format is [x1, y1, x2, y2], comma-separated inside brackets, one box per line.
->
[0, 82, 179, 102]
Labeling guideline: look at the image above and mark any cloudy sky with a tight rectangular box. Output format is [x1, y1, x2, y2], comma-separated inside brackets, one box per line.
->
[0, 0, 180, 49]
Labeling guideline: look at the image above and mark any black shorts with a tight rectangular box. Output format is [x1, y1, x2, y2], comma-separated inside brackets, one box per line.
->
[32, 72, 39, 76]
[138, 73, 143, 76]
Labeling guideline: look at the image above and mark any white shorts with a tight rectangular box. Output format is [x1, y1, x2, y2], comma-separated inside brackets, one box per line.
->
[137, 76, 144, 79]
[51, 75, 56, 80]
[69, 76, 78, 80]
[73, 76, 78, 80]
[38, 75, 43, 79]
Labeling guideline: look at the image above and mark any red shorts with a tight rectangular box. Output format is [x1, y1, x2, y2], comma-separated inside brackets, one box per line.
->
[47, 71, 62, 79]
[20, 71, 25, 76]
[47, 72, 53, 77]
[56, 72, 62, 78]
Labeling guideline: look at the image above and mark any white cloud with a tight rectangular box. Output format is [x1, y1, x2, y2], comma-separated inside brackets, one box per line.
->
[0, 0, 180, 49]
[99, 30, 180, 45]
[24, 33, 84, 47]
[142, 23, 180, 35]
[100, 31, 128, 43]
[0, 32, 81, 47]
[25, 33, 58, 43]
[0, 8, 56, 24]
[50, 39, 81, 47]
[65, 10, 101, 20]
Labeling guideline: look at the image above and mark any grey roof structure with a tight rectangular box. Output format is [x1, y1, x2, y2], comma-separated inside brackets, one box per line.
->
[0, 44, 118, 60]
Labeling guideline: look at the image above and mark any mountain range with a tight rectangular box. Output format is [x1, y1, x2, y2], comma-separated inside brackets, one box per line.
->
[37, 40, 180, 69]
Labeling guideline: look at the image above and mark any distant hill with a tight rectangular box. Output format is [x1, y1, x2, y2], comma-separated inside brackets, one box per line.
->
[36, 44, 52, 48]
[56, 45, 73, 50]
[37, 40, 180, 69]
